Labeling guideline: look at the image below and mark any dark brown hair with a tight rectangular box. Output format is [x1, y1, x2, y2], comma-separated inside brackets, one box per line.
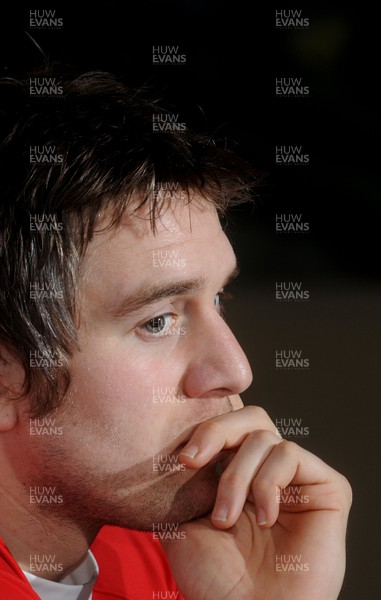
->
[0, 71, 254, 417]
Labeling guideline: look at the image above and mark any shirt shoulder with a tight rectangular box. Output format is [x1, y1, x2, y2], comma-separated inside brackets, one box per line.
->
[91, 526, 185, 600]
[0, 537, 40, 599]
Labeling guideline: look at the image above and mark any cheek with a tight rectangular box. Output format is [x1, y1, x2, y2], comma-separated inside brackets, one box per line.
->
[65, 341, 187, 458]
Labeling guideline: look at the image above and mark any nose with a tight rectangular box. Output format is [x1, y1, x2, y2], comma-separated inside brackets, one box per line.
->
[181, 311, 253, 399]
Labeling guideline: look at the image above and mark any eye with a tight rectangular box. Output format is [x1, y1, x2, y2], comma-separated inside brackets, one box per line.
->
[214, 289, 232, 316]
[140, 314, 175, 336]
[214, 292, 222, 309]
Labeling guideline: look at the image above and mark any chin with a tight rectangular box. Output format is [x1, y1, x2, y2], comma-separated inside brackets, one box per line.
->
[105, 460, 220, 532]
[166, 472, 219, 524]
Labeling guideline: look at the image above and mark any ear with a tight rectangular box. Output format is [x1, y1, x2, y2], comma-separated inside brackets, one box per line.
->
[0, 345, 24, 431]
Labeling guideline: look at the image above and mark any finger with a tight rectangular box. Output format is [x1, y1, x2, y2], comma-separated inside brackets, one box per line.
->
[179, 405, 279, 467]
[210, 429, 282, 529]
[249, 441, 343, 527]
[250, 440, 301, 527]
[229, 394, 244, 410]
[213, 436, 343, 529]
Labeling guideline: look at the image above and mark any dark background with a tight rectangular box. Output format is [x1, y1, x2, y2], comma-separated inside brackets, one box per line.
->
[1, 3, 380, 598]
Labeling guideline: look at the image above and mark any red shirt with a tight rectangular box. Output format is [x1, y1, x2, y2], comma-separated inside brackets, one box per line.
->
[0, 526, 185, 599]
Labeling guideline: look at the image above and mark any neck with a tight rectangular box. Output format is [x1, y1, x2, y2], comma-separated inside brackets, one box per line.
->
[0, 475, 99, 581]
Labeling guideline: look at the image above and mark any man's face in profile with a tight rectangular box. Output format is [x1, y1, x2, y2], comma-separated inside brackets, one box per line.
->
[15, 195, 252, 530]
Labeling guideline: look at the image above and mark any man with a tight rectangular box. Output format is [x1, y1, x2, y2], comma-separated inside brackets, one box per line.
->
[0, 71, 351, 599]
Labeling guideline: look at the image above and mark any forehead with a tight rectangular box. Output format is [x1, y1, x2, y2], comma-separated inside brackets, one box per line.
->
[80, 196, 233, 299]
[84, 197, 226, 270]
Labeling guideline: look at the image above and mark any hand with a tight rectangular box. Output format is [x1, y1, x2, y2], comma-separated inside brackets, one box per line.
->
[162, 405, 352, 600]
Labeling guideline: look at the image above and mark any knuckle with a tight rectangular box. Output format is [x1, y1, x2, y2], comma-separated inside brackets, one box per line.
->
[219, 470, 246, 490]
[247, 428, 276, 445]
[324, 478, 353, 513]
[198, 419, 222, 437]
[277, 439, 299, 457]
[251, 477, 273, 496]
[246, 405, 270, 423]
[338, 474, 353, 506]
[244, 405, 278, 434]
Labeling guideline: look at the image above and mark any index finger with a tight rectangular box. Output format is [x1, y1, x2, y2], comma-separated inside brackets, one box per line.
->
[179, 405, 280, 467]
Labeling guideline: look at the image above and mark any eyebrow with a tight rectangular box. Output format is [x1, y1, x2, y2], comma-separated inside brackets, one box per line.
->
[110, 263, 240, 318]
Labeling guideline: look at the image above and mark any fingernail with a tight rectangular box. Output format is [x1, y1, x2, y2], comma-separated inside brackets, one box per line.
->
[256, 507, 267, 526]
[212, 501, 229, 522]
[179, 444, 198, 459]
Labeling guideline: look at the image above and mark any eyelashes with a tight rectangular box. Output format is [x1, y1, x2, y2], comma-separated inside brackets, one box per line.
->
[140, 313, 176, 336]
[136, 290, 234, 340]
[215, 290, 233, 319]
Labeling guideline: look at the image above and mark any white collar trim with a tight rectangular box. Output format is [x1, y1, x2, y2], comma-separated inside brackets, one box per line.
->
[23, 550, 99, 600]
